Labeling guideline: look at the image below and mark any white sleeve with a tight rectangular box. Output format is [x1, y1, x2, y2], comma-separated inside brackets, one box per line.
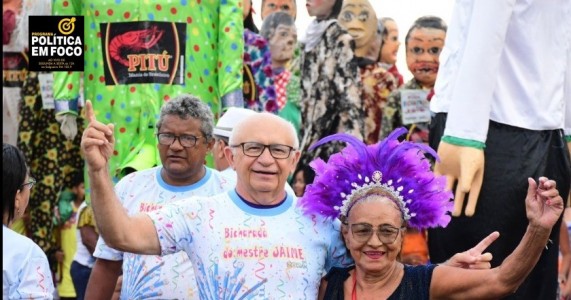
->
[442, 0, 517, 143]
[93, 235, 123, 260]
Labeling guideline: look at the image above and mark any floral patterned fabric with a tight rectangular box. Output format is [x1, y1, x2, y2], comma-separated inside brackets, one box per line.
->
[360, 62, 398, 144]
[244, 29, 277, 112]
[299, 21, 363, 167]
[18, 71, 84, 252]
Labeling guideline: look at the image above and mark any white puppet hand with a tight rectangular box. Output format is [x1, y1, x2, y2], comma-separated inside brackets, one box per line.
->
[55, 113, 78, 141]
[434, 141, 484, 217]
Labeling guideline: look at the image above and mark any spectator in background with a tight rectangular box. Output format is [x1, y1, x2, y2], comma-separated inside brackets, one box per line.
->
[56, 171, 85, 300]
[3, 143, 54, 299]
[291, 164, 315, 197]
[261, 0, 296, 20]
[379, 17, 403, 86]
[70, 201, 98, 300]
[212, 107, 257, 179]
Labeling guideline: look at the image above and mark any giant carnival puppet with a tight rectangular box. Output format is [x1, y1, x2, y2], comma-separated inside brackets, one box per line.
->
[51, 0, 244, 191]
[428, 1, 571, 299]
[337, 0, 397, 145]
[380, 16, 447, 144]
[3, 0, 33, 146]
[299, 0, 363, 168]
[242, 0, 277, 112]
[260, 12, 301, 136]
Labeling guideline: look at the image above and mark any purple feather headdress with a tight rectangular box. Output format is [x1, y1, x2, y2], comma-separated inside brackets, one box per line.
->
[298, 128, 453, 229]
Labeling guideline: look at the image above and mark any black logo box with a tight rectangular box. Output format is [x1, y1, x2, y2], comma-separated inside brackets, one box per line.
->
[28, 16, 84, 72]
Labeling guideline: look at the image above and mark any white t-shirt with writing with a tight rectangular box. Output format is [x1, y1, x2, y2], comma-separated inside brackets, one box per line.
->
[148, 189, 351, 299]
[94, 166, 235, 299]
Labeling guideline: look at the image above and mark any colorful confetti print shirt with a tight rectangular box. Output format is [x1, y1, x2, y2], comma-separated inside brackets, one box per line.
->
[299, 21, 363, 167]
[3, 225, 55, 299]
[93, 167, 235, 299]
[148, 190, 351, 299]
[52, 0, 244, 183]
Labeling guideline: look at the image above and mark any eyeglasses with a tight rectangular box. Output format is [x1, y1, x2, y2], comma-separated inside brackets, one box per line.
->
[349, 223, 403, 244]
[230, 142, 296, 159]
[20, 177, 36, 190]
[157, 133, 203, 148]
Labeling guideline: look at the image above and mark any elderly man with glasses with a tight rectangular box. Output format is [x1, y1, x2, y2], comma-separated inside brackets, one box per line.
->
[82, 102, 501, 298]
[85, 94, 235, 300]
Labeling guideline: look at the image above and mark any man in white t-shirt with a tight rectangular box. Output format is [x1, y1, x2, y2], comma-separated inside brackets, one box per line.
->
[85, 94, 235, 299]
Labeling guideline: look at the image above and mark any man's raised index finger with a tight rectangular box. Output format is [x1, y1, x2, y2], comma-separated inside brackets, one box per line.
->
[86, 100, 96, 123]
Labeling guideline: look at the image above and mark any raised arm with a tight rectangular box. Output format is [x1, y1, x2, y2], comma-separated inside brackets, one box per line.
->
[430, 177, 564, 299]
[81, 100, 159, 255]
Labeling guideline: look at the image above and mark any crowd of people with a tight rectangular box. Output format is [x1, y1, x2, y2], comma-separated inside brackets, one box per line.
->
[3, 0, 571, 299]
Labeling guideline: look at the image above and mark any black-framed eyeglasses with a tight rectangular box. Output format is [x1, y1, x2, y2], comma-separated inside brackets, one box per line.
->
[20, 177, 36, 190]
[230, 142, 296, 159]
[349, 223, 404, 244]
[157, 133, 203, 148]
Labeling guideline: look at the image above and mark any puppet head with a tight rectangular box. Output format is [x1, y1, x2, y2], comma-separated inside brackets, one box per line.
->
[306, 0, 343, 20]
[379, 17, 400, 65]
[3, 0, 22, 45]
[405, 16, 447, 88]
[261, 12, 297, 68]
[338, 0, 377, 58]
[261, 0, 297, 20]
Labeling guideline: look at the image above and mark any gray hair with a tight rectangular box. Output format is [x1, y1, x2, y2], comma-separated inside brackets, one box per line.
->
[156, 94, 215, 141]
[260, 11, 295, 40]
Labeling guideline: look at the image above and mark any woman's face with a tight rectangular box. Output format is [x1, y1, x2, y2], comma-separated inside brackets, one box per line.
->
[292, 170, 306, 197]
[15, 175, 34, 220]
[305, 0, 336, 20]
[380, 19, 400, 65]
[342, 197, 404, 274]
